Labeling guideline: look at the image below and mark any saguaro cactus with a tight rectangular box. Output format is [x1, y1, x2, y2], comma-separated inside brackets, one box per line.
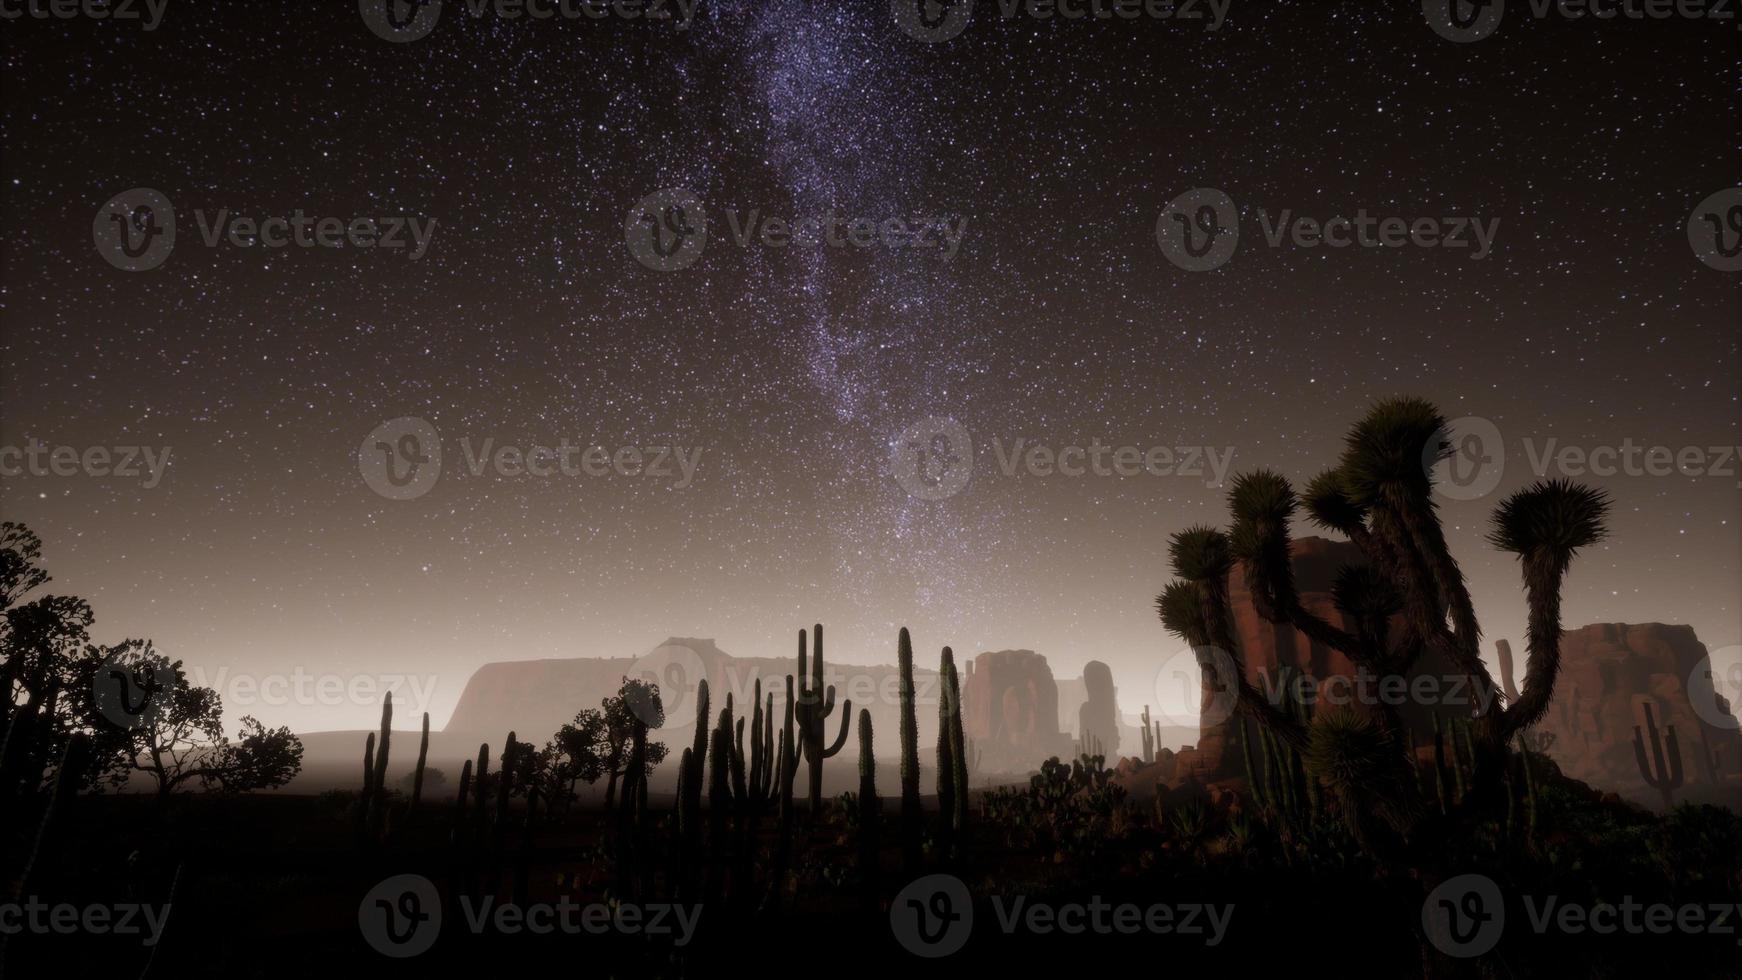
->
[941, 647, 969, 839]
[411, 710, 430, 808]
[370, 693, 393, 838]
[857, 708, 879, 903]
[897, 627, 922, 872]
[1632, 702, 1684, 810]
[795, 624, 852, 812]
[936, 649, 956, 843]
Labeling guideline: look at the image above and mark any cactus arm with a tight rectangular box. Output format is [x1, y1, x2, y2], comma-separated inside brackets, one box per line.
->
[820, 697, 853, 757]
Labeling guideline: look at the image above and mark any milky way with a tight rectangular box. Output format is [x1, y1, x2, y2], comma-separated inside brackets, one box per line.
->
[1, 1, 1737, 732]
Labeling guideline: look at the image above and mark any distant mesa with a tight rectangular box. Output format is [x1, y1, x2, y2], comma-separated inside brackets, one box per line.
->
[1528, 623, 1741, 808]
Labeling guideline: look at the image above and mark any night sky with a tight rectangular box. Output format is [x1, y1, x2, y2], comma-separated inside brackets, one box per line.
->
[1, 0, 1737, 734]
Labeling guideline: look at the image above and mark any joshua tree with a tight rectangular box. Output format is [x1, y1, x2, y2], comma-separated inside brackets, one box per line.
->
[1156, 398, 1609, 840]
[794, 624, 851, 813]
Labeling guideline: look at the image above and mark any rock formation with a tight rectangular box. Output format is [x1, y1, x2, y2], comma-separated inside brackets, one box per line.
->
[1077, 660, 1121, 758]
[959, 650, 1073, 772]
[1520, 623, 1740, 808]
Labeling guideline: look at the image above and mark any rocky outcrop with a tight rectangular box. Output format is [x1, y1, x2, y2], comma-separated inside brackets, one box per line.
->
[960, 650, 1073, 771]
[1077, 661, 1121, 758]
[1125, 536, 1467, 792]
[1528, 623, 1740, 808]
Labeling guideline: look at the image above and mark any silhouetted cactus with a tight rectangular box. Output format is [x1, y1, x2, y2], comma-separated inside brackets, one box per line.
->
[358, 731, 377, 843]
[456, 758, 473, 814]
[897, 627, 922, 872]
[942, 647, 969, 840]
[706, 705, 732, 902]
[1633, 702, 1684, 810]
[857, 708, 879, 903]
[795, 624, 852, 813]
[472, 742, 490, 849]
[1140, 705, 1155, 764]
[677, 678, 709, 897]
[370, 692, 393, 839]
[411, 710, 430, 809]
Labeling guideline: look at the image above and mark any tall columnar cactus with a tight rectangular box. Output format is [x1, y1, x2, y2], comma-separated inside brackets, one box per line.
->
[1240, 717, 1268, 813]
[1156, 399, 1609, 838]
[472, 742, 491, 848]
[1633, 701, 1684, 810]
[411, 710, 430, 808]
[768, 671, 801, 909]
[936, 649, 956, 844]
[795, 624, 852, 813]
[492, 732, 517, 894]
[706, 705, 732, 902]
[857, 708, 879, 902]
[359, 731, 377, 843]
[1497, 639, 1521, 703]
[678, 679, 710, 896]
[1140, 705, 1156, 764]
[369, 693, 393, 839]
[456, 758, 473, 814]
[897, 627, 922, 872]
[942, 647, 969, 839]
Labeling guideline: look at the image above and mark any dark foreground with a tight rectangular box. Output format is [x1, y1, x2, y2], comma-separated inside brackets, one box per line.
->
[5, 765, 1740, 979]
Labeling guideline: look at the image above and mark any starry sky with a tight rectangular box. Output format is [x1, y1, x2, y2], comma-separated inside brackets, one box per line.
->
[1, 1, 1737, 735]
